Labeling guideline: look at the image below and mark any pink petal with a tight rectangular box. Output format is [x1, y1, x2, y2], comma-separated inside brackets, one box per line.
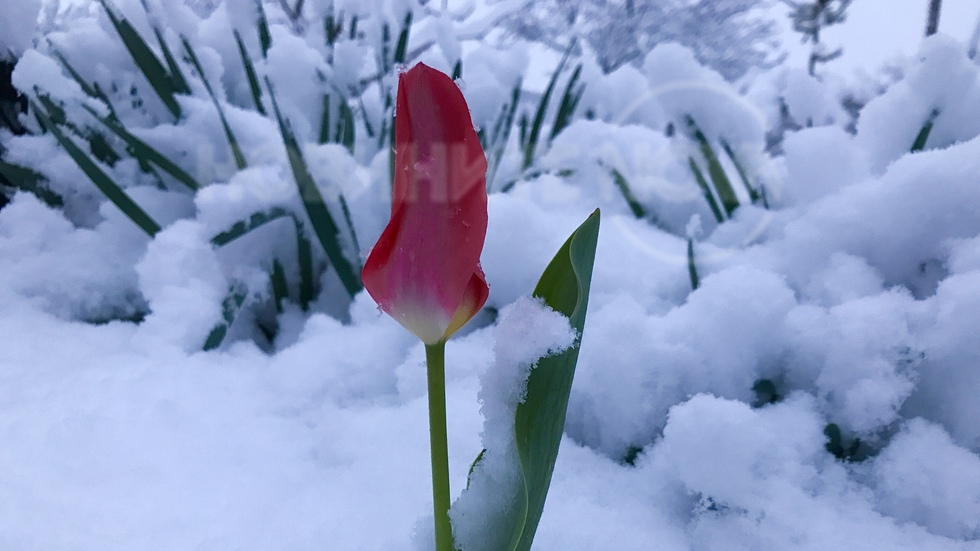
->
[362, 63, 488, 344]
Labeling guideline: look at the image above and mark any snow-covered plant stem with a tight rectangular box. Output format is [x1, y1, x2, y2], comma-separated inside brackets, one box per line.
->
[425, 342, 453, 551]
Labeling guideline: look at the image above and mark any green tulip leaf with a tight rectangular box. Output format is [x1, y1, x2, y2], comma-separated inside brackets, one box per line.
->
[511, 208, 599, 551]
[455, 209, 599, 551]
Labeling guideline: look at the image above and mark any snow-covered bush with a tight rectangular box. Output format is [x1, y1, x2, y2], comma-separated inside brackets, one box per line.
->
[499, 0, 781, 80]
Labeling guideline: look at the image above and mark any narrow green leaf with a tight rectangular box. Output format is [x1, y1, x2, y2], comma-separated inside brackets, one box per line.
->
[487, 82, 521, 189]
[451, 59, 462, 81]
[235, 30, 267, 115]
[548, 63, 583, 142]
[270, 258, 288, 313]
[34, 93, 121, 168]
[523, 41, 575, 170]
[86, 129, 122, 167]
[319, 93, 331, 145]
[338, 194, 360, 255]
[686, 115, 738, 217]
[911, 108, 940, 152]
[689, 157, 724, 223]
[720, 139, 762, 206]
[687, 238, 699, 290]
[32, 99, 160, 236]
[294, 218, 316, 309]
[380, 23, 392, 74]
[203, 282, 248, 350]
[182, 36, 248, 170]
[97, 0, 182, 119]
[608, 166, 646, 219]
[393, 11, 412, 66]
[512, 208, 600, 551]
[256, 0, 272, 58]
[0, 159, 63, 207]
[348, 15, 359, 40]
[84, 104, 200, 191]
[210, 207, 292, 246]
[53, 51, 114, 113]
[152, 26, 190, 95]
[358, 94, 376, 138]
[337, 97, 355, 154]
[267, 78, 362, 297]
[325, 11, 342, 47]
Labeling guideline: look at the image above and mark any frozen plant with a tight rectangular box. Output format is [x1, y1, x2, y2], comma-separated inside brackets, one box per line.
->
[499, 0, 781, 80]
[782, 0, 852, 76]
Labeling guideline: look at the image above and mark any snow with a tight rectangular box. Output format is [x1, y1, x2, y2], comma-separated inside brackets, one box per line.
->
[3, 0, 980, 549]
[0, 0, 42, 59]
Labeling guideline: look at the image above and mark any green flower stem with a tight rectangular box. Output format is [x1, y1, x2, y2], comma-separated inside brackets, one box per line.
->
[425, 342, 453, 551]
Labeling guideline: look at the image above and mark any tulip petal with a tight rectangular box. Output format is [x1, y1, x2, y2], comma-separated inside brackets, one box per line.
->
[444, 269, 490, 340]
[362, 63, 489, 344]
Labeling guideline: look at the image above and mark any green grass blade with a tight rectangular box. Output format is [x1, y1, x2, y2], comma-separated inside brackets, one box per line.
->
[548, 63, 583, 142]
[53, 51, 107, 105]
[319, 93, 331, 144]
[203, 282, 248, 350]
[358, 94, 375, 138]
[33, 99, 160, 236]
[97, 0, 182, 119]
[377, 94, 393, 150]
[338, 194, 360, 254]
[83, 104, 200, 191]
[337, 97, 355, 154]
[256, 0, 272, 58]
[267, 78, 362, 297]
[152, 27, 190, 95]
[451, 59, 462, 80]
[514, 208, 600, 551]
[182, 36, 247, 170]
[720, 139, 762, 206]
[911, 108, 940, 152]
[608, 166, 646, 219]
[55, 51, 122, 123]
[393, 12, 412, 67]
[325, 11, 342, 47]
[689, 156, 724, 223]
[33, 94, 121, 167]
[235, 30, 267, 116]
[487, 82, 521, 189]
[686, 115, 738, 217]
[0, 159, 63, 207]
[210, 208, 316, 310]
[270, 258, 288, 313]
[210, 207, 292, 246]
[522, 41, 574, 170]
[687, 238, 699, 290]
[380, 23, 392, 74]
[349, 15, 359, 39]
[293, 217, 316, 309]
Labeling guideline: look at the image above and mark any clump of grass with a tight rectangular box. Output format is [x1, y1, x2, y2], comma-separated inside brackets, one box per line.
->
[685, 116, 769, 222]
[267, 78, 362, 299]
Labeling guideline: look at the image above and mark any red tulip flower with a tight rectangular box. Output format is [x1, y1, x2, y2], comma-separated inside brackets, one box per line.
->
[362, 63, 489, 345]
[361, 62, 490, 551]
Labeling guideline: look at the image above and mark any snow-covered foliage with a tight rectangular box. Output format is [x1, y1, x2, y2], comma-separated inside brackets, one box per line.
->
[2, 0, 980, 549]
[501, 0, 781, 80]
